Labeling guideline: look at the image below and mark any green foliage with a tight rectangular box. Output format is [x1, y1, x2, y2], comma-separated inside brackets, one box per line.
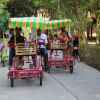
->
[0, 0, 9, 31]
[32, 0, 58, 8]
[6, 0, 58, 17]
[0, 0, 100, 32]
[80, 45, 100, 70]
[7, 0, 34, 17]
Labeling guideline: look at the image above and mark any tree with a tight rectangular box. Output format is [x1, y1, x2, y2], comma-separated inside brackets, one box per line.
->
[5, 0, 100, 33]
[32, 0, 58, 18]
[7, 0, 58, 17]
[0, 0, 9, 31]
[7, 0, 35, 17]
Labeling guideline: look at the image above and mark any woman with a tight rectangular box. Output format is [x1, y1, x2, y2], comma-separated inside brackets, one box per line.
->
[59, 27, 69, 43]
[73, 35, 80, 60]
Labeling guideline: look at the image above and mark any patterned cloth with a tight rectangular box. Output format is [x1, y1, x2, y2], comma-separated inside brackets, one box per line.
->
[0, 42, 4, 51]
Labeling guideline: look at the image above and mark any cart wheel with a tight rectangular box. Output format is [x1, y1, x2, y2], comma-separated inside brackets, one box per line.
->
[47, 66, 50, 73]
[45, 65, 49, 72]
[40, 74, 43, 86]
[10, 78, 14, 87]
[70, 65, 73, 74]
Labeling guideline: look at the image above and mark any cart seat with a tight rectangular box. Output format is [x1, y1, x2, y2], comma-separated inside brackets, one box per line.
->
[15, 43, 36, 56]
[50, 42, 67, 50]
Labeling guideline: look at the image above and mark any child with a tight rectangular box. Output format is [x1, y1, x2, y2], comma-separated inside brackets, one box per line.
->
[52, 34, 60, 49]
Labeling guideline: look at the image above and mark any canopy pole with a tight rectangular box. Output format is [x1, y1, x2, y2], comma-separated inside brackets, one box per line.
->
[68, 22, 70, 33]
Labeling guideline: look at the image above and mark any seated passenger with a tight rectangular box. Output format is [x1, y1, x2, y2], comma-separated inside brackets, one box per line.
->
[59, 27, 68, 44]
[52, 34, 60, 49]
[15, 27, 25, 68]
[15, 27, 25, 44]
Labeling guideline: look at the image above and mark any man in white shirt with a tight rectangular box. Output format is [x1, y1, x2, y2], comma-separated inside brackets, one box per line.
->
[39, 32, 48, 48]
[39, 30, 48, 71]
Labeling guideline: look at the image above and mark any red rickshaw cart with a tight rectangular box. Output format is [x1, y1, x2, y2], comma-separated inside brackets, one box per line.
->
[48, 42, 74, 73]
[8, 42, 43, 87]
[46, 19, 74, 73]
[8, 17, 44, 87]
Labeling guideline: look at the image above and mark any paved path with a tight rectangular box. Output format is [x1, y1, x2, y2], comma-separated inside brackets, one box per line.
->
[0, 62, 100, 100]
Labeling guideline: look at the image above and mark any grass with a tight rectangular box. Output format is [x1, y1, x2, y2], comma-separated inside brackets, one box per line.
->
[80, 43, 100, 70]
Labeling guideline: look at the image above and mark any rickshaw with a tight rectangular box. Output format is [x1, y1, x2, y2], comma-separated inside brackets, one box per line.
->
[46, 19, 74, 73]
[8, 17, 45, 87]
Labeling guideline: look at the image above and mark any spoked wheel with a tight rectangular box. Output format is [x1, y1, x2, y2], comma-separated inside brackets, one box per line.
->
[47, 66, 50, 73]
[70, 65, 73, 74]
[10, 78, 14, 87]
[40, 74, 43, 86]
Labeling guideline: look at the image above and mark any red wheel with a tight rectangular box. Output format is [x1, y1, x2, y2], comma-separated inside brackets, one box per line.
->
[10, 78, 14, 87]
[9, 71, 14, 87]
[70, 65, 73, 74]
[47, 66, 50, 73]
[40, 74, 43, 86]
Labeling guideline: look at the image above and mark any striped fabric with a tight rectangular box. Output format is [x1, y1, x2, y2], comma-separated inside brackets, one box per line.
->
[9, 17, 71, 30]
[45, 19, 71, 29]
[9, 17, 45, 30]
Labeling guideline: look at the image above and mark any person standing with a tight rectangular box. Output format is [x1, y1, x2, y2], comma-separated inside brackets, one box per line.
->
[8, 28, 15, 67]
[15, 27, 25, 44]
[73, 35, 80, 61]
[8, 27, 25, 68]
[39, 29, 48, 71]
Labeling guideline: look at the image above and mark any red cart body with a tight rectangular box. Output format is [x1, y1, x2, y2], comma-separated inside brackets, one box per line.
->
[8, 43, 43, 87]
[8, 67, 43, 79]
[48, 42, 74, 73]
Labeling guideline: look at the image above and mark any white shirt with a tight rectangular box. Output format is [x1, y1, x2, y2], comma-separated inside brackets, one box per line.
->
[39, 33, 48, 48]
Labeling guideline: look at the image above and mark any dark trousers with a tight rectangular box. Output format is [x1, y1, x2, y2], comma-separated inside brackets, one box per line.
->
[9, 48, 15, 67]
[73, 49, 79, 57]
[40, 48, 48, 68]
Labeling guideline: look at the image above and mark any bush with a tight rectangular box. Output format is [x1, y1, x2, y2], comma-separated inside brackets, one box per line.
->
[80, 44, 100, 70]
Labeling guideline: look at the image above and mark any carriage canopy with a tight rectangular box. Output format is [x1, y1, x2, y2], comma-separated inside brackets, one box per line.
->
[9, 17, 71, 30]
